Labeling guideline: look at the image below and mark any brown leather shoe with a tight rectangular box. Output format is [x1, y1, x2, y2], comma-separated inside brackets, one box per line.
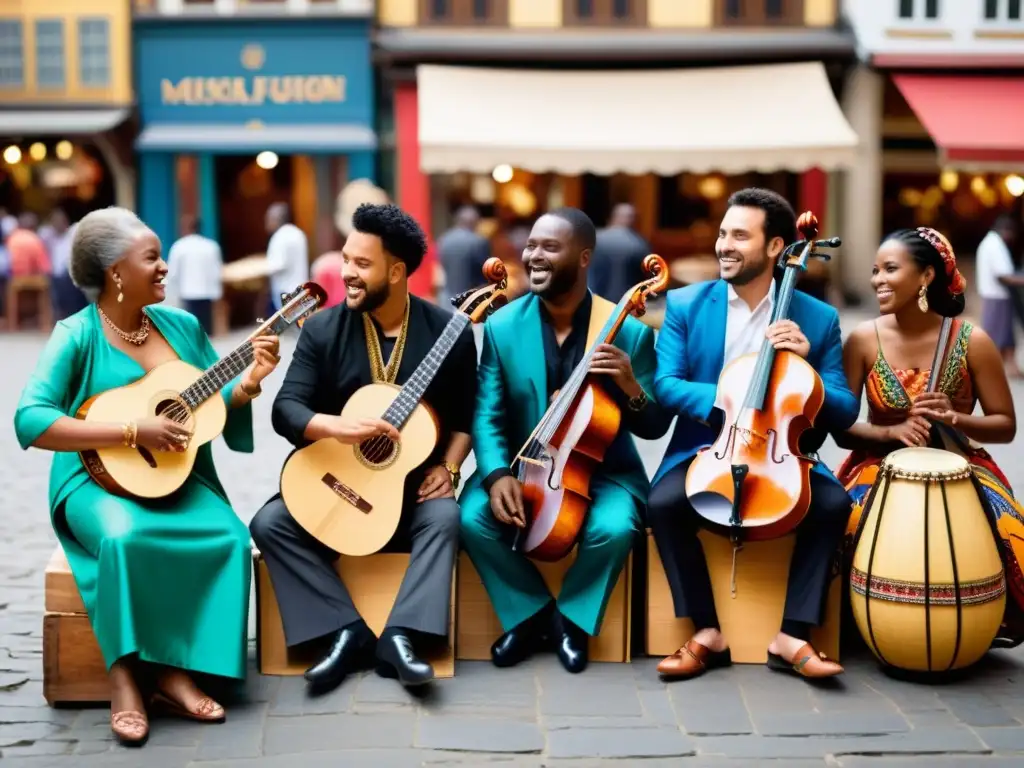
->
[766, 642, 844, 679]
[656, 639, 732, 679]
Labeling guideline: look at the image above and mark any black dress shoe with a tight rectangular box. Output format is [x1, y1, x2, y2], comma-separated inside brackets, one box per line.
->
[491, 603, 553, 668]
[554, 612, 588, 674]
[304, 622, 376, 692]
[376, 630, 434, 687]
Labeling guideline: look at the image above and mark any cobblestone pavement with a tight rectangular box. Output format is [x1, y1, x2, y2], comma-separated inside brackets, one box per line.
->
[2, 310, 1024, 766]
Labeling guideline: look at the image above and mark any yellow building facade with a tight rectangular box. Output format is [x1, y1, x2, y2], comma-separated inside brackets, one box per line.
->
[0, 0, 131, 105]
[379, 0, 837, 28]
[0, 0, 133, 213]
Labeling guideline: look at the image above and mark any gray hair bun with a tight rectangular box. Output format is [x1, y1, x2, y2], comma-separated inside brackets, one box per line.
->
[70, 207, 154, 302]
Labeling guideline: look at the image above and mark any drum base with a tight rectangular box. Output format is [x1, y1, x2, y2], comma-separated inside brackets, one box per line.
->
[874, 656, 996, 685]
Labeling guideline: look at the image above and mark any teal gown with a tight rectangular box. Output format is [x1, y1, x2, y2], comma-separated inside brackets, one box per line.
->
[14, 303, 254, 680]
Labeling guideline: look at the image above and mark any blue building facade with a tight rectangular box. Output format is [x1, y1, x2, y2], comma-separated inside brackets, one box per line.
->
[133, 18, 376, 254]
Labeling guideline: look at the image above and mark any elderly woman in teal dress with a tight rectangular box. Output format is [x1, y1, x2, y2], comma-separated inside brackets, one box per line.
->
[14, 207, 281, 745]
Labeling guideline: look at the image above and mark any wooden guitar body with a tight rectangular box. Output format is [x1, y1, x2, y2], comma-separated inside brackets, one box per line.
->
[77, 360, 227, 499]
[684, 349, 824, 541]
[280, 382, 440, 557]
[520, 381, 621, 561]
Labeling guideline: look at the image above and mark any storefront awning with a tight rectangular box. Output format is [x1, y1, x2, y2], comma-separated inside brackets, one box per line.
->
[892, 74, 1024, 167]
[0, 108, 129, 135]
[135, 124, 377, 153]
[416, 62, 858, 176]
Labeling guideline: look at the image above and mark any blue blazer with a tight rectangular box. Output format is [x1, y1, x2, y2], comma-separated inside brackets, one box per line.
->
[650, 279, 859, 488]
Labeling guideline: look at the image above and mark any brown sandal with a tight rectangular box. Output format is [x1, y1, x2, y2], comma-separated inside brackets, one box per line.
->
[111, 710, 149, 746]
[767, 642, 844, 679]
[657, 639, 732, 679]
[150, 690, 225, 723]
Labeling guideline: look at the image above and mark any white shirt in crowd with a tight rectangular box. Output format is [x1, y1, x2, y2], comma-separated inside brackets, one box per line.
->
[266, 223, 309, 308]
[44, 225, 76, 277]
[723, 279, 776, 367]
[976, 230, 1016, 301]
[166, 233, 223, 302]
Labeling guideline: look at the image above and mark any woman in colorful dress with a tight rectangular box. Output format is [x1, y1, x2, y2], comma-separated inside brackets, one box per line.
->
[14, 207, 281, 745]
[836, 226, 1024, 648]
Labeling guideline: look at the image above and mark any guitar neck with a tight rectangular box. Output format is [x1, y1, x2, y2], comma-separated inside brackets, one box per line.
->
[179, 309, 299, 409]
[382, 312, 470, 429]
[181, 340, 255, 409]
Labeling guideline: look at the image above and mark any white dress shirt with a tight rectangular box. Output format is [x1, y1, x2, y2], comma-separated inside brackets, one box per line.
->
[723, 279, 776, 367]
[976, 230, 1015, 300]
[266, 223, 310, 308]
[166, 233, 224, 301]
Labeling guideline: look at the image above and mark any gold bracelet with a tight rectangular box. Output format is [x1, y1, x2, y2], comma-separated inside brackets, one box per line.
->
[122, 421, 137, 449]
[240, 379, 262, 398]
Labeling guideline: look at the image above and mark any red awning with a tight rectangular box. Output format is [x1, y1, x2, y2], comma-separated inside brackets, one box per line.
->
[892, 74, 1024, 166]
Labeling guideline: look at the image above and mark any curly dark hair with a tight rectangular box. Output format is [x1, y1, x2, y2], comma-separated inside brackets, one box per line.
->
[546, 206, 597, 252]
[727, 188, 797, 246]
[351, 202, 428, 274]
[881, 229, 966, 318]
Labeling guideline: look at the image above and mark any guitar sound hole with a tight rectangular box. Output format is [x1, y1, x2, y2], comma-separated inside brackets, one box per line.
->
[156, 398, 190, 425]
[357, 436, 398, 468]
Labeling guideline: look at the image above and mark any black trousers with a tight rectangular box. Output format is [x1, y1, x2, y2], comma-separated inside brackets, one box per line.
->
[648, 457, 851, 634]
[184, 299, 214, 335]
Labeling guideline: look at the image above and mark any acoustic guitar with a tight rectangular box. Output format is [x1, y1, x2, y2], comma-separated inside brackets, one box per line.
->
[77, 282, 326, 500]
[279, 259, 509, 557]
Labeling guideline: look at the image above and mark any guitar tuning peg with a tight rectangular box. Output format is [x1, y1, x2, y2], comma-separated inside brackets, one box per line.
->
[256, 317, 264, 324]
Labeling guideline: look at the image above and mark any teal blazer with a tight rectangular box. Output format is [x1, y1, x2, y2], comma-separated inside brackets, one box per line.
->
[464, 291, 669, 505]
[650, 279, 860, 488]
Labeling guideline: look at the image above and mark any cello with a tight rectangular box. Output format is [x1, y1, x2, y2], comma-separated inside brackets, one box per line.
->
[684, 212, 841, 545]
[512, 254, 670, 562]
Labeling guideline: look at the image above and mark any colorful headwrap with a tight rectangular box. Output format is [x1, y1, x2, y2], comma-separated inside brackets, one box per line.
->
[915, 227, 967, 297]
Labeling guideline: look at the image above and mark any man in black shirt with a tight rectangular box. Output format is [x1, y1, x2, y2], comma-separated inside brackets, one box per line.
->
[250, 204, 477, 693]
[459, 207, 669, 674]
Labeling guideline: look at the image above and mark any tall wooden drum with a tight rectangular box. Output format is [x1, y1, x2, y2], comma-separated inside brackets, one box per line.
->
[849, 447, 1005, 672]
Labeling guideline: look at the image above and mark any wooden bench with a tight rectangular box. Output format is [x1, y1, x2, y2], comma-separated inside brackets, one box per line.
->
[43, 547, 109, 705]
[255, 550, 457, 678]
[455, 550, 633, 663]
[6, 274, 52, 331]
[645, 530, 841, 663]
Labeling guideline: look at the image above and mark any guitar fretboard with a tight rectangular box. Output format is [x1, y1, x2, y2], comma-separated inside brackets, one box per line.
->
[382, 313, 470, 429]
[181, 340, 255, 409]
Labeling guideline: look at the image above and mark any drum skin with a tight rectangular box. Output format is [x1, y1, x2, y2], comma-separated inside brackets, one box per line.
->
[850, 447, 1006, 672]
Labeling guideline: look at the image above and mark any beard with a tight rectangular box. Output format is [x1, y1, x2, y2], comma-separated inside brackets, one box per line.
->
[346, 280, 390, 313]
[531, 265, 577, 300]
[720, 251, 770, 286]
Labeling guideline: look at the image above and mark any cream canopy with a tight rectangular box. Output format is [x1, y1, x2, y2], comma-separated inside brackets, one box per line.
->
[417, 61, 858, 176]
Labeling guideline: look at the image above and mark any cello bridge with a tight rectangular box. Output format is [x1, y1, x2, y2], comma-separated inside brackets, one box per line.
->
[736, 427, 767, 447]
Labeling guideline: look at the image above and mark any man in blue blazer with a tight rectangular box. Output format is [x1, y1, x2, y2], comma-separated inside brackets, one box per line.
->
[648, 188, 859, 682]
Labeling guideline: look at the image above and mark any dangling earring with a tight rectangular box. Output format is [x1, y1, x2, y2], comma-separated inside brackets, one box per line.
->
[918, 285, 928, 313]
[114, 275, 123, 304]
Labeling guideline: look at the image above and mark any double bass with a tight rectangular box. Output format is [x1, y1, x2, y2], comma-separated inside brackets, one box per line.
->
[512, 254, 670, 562]
[684, 212, 841, 544]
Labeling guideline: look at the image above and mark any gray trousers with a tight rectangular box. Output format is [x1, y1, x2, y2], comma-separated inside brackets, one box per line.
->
[250, 495, 460, 648]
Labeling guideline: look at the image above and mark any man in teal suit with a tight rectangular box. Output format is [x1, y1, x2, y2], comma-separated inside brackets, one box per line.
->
[460, 207, 669, 673]
[648, 188, 859, 682]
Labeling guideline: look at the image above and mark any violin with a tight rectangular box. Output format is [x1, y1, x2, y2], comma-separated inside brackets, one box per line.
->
[512, 254, 670, 562]
[684, 212, 842, 544]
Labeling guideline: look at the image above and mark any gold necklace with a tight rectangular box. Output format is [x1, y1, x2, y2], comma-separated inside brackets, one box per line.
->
[362, 298, 410, 384]
[99, 307, 151, 346]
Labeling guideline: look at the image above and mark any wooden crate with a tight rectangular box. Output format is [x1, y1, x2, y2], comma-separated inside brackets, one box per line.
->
[43, 548, 109, 705]
[255, 551, 456, 678]
[646, 530, 841, 663]
[456, 550, 632, 663]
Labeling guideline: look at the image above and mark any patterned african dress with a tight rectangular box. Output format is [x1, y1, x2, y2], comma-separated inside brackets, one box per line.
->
[837, 318, 1024, 646]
